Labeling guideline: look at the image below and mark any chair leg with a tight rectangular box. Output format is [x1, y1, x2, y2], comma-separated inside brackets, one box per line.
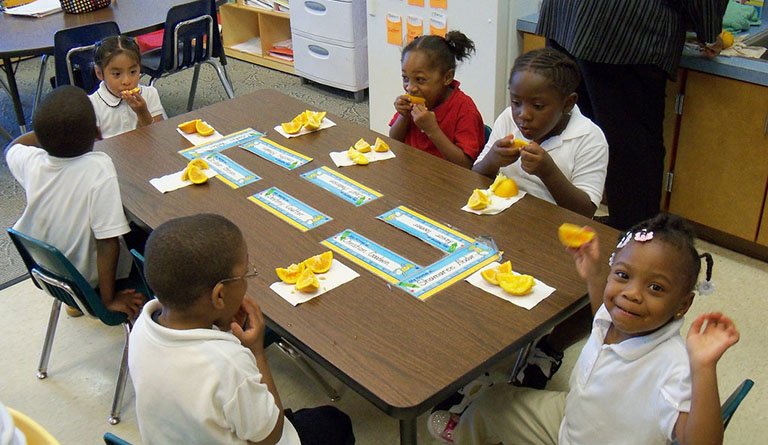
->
[108, 323, 131, 425]
[205, 60, 235, 99]
[188, 64, 202, 112]
[37, 299, 62, 379]
[507, 342, 533, 384]
[32, 55, 48, 118]
[276, 339, 340, 402]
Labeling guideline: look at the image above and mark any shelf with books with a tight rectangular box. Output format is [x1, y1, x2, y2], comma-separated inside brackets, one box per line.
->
[220, 0, 293, 74]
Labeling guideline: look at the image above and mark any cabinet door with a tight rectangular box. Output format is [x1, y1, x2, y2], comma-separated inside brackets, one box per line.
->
[521, 33, 545, 53]
[668, 71, 768, 241]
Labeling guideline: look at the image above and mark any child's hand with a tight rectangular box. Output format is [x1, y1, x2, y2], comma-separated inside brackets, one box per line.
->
[122, 88, 153, 126]
[394, 94, 414, 117]
[230, 297, 266, 352]
[410, 104, 439, 134]
[686, 312, 740, 371]
[568, 230, 600, 281]
[489, 135, 523, 166]
[519, 142, 556, 178]
[107, 288, 146, 319]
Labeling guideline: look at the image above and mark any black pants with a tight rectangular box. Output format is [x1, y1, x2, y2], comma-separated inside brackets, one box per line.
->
[550, 41, 668, 230]
[286, 406, 355, 445]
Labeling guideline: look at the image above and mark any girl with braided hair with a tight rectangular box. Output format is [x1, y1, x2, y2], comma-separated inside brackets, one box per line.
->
[389, 31, 485, 168]
[473, 48, 608, 217]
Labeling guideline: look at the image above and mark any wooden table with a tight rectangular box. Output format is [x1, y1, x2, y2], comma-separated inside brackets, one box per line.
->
[98, 89, 618, 444]
[0, 0, 197, 132]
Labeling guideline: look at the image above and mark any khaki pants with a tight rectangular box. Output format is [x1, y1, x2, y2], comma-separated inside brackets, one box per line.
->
[452, 385, 566, 445]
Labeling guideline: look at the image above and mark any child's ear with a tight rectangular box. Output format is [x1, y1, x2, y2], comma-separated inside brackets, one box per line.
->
[563, 92, 578, 114]
[674, 292, 695, 319]
[210, 282, 227, 310]
[443, 68, 455, 86]
[94, 65, 104, 81]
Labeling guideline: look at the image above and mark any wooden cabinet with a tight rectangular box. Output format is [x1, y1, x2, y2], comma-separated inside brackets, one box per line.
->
[220, 1, 294, 74]
[521, 32, 545, 54]
[667, 71, 768, 241]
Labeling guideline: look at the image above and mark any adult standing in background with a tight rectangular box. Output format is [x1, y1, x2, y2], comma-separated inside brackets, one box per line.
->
[537, 0, 728, 230]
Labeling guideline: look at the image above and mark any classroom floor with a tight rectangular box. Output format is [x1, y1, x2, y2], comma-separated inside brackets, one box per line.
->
[2, 57, 766, 444]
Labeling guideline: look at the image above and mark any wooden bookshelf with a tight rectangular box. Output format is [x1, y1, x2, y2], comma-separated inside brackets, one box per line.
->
[220, 1, 294, 74]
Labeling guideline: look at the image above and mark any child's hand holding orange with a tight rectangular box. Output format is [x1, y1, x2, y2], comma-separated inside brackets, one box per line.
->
[410, 104, 439, 134]
[394, 94, 415, 117]
[488, 135, 524, 166]
[519, 141, 556, 178]
[122, 88, 153, 126]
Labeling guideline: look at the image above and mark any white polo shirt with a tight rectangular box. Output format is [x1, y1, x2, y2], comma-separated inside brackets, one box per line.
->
[559, 305, 691, 444]
[89, 82, 166, 139]
[7, 144, 131, 288]
[129, 300, 301, 445]
[475, 105, 608, 208]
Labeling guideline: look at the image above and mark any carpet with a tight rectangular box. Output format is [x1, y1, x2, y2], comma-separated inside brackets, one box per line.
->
[0, 56, 370, 287]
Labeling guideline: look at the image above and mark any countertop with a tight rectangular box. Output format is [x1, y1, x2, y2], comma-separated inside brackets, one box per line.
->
[517, 13, 768, 87]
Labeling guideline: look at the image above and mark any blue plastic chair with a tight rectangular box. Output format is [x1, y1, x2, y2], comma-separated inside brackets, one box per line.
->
[103, 432, 133, 445]
[53, 22, 121, 94]
[483, 124, 492, 145]
[7, 228, 148, 425]
[141, 0, 234, 111]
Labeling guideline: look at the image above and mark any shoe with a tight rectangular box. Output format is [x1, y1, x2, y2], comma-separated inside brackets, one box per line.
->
[432, 372, 497, 415]
[428, 410, 460, 443]
[511, 336, 563, 389]
[65, 305, 84, 317]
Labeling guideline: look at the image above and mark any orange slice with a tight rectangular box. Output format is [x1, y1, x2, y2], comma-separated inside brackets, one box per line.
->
[195, 121, 215, 137]
[281, 120, 303, 134]
[295, 268, 319, 293]
[558, 223, 595, 248]
[511, 137, 527, 150]
[181, 167, 189, 181]
[354, 138, 371, 153]
[480, 261, 512, 285]
[373, 137, 390, 152]
[186, 165, 208, 184]
[489, 174, 506, 193]
[178, 119, 200, 134]
[498, 273, 535, 296]
[188, 158, 209, 169]
[467, 189, 490, 210]
[303, 251, 333, 274]
[355, 153, 369, 165]
[494, 178, 518, 198]
[304, 116, 322, 131]
[276, 262, 306, 284]
[406, 94, 426, 106]
[312, 111, 327, 122]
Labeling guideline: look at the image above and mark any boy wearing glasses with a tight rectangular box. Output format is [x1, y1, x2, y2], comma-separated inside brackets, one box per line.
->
[128, 214, 354, 445]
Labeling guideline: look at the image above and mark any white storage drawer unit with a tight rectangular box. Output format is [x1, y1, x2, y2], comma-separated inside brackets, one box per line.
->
[291, 0, 366, 46]
[289, 0, 368, 98]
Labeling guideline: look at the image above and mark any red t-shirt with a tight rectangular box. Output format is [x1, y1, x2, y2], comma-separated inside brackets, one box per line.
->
[389, 80, 485, 161]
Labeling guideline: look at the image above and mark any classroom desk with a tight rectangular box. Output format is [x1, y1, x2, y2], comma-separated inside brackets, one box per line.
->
[0, 0, 196, 132]
[97, 89, 618, 444]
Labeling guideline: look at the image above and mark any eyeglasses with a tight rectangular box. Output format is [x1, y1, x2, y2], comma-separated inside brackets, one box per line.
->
[217, 263, 258, 286]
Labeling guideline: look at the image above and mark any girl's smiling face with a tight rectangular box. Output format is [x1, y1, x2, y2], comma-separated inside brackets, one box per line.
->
[509, 70, 575, 143]
[401, 50, 454, 109]
[603, 240, 695, 344]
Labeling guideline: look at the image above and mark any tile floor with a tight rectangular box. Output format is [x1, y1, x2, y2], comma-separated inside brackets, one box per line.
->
[0, 239, 765, 444]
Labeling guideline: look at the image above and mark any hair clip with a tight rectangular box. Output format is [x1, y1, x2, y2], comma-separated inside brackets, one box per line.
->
[634, 229, 654, 243]
[696, 280, 715, 296]
[616, 232, 632, 249]
[608, 252, 616, 267]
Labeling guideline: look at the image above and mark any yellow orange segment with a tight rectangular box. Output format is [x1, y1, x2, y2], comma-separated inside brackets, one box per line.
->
[178, 119, 200, 134]
[497, 261, 512, 274]
[276, 263, 306, 284]
[494, 178, 518, 198]
[511, 137, 527, 150]
[347, 147, 361, 161]
[281, 121, 303, 134]
[467, 189, 490, 210]
[354, 138, 371, 153]
[498, 273, 535, 296]
[304, 251, 333, 274]
[195, 121, 215, 136]
[304, 116, 322, 131]
[406, 94, 426, 106]
[558, 223, 595, 248]
[295, 268, 320, 293]
[355, 153, 369, 165]
[187, 165, 208, 184]
[188, 158, 209, 169]
[373, 137, 390, 152]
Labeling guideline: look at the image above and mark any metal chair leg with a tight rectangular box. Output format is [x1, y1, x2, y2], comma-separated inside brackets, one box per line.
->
[187, 64, 202, 111]
[32, 55, 48, 118]
[205, 60, 234, 99]
[37, 299, 62, 379]
[108, 323, 131, 425]
[276, 340, 340, 402]
[508, 342, 533, 384]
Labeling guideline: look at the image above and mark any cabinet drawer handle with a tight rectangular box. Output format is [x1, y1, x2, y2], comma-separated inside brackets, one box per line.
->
[308, 44, 330, 58]
[304, 1, 327, 15]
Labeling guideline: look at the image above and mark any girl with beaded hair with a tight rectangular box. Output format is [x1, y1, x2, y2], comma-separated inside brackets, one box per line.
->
[389, 31, 486, 168]
[430, 213, 740, 445]
[473, 47, 608, 218]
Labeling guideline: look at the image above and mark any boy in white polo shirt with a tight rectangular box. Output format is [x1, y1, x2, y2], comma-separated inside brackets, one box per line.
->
[5, 85, 146, 318]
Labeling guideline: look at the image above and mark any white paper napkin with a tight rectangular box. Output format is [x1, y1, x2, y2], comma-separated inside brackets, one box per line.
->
[269, 259, 359, 306]
[465, 261, 555, 310]
[149, 168, 218, 193]
[461, 190, 527, 215]
[329, 149, 397, 167]
[273, 118, 337, 138]
[176, 126, 223, 145]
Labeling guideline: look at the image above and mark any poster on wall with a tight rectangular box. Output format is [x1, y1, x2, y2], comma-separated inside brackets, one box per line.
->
[406, 15, 424, 43]
[430, 11, 447, 37]
[387, 13, 404, 46]
[408, 0, 425, 6]
[430, 0, 447, 9]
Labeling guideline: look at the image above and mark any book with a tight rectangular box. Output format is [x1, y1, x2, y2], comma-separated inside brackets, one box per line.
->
[3, 0, 61, 17]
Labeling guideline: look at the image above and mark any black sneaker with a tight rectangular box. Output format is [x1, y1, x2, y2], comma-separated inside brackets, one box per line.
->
[511, 337, 564, 389]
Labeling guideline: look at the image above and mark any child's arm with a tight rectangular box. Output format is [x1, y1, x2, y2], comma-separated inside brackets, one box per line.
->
[7, 132, 40, 151]
[520, 143, 596, 217]
[389, 94, 413, 142]
[95, 237, 145, 318]
[674, 312, 740, 445]
[472, 135, 521, 178]
[121, 91, 155, 128]
[411, 104, 473, 168]
[568, 231, 605, 316]
[231, 298, 286, 445]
